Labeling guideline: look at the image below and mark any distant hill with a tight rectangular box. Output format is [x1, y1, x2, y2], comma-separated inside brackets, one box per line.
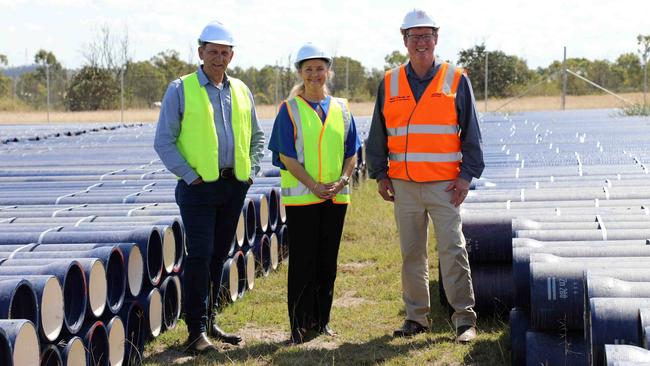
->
[0, 65, 38, 78]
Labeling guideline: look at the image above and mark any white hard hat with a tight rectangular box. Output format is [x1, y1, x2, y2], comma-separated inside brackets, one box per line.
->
[198, 20, 235, 46]
[294, 42, 332, 70]
[400, 9, 439, 31]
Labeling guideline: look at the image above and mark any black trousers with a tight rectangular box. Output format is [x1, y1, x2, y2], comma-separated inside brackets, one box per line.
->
[286, 200, 348, 332]
[175, 178, 249, 335]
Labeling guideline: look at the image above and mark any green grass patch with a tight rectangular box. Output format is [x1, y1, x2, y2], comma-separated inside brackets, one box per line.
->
[620, 102, 650, 116]
[143, 181, 510, 365]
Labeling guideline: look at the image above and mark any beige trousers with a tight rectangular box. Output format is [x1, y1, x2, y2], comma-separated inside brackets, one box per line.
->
[392, 179, 476, 329]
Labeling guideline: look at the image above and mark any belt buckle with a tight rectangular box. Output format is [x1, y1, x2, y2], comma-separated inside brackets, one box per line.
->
[220, 168, 234, 179]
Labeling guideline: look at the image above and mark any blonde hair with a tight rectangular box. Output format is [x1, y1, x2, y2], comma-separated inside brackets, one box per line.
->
[288, 64, 335, 100]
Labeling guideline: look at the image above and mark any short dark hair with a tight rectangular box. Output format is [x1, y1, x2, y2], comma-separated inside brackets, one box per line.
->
[199, 41, 233, 50]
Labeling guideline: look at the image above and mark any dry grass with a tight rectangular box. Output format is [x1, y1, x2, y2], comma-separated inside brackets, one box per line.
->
[142, 182, 510, 366]
[0, 102, 376, 125]
[478, 92, 645, 113]
[0, 93, 643, 125]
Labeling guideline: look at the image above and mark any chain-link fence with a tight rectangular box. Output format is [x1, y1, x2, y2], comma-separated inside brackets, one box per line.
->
[1, 44, 648, 119]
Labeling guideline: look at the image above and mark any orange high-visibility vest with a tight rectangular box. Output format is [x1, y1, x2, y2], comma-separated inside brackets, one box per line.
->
[383, 62, 464, 182]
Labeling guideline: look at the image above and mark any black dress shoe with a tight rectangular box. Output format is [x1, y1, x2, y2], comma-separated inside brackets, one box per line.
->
[393, 320, 428, 337]
[210, 324, 242, 345]
[290, 327, 307, 344]
[184, 332, 217, 354]
[319, 324, 337, 337]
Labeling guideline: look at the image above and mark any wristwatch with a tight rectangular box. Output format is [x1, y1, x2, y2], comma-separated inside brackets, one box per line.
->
[339, 175, 350, 185]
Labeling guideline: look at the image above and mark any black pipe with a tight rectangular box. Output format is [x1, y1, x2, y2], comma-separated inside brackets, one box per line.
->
[57, 336, 86, 366]
[0, 275, 61, 342]
[118, 300, 146, 366]
[40, 344, 62, 366]
[0, 257, 107, 319]
[0, 227, 163, 287]
[604, 344, 650, 364]
[160, 276, 180, 331]
[525, 330, 588, 366]
[80, 320, 109, 366]
[588, 297, 650, 366]
[0, 319, 41, 365]
[513, 245, 650, 308]
[0, 261, 86, 335]
[0, 247, 126, 315]
[104, 315, 125, 366]
[509, 308, 529, 366]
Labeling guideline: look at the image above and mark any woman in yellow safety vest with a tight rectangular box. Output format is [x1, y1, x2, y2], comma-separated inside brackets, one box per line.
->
[268, 42, 361, 344]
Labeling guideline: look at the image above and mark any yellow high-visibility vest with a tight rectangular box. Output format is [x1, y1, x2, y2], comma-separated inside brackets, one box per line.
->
[176, 72, 252, 182]
[280, 96, 351, 205]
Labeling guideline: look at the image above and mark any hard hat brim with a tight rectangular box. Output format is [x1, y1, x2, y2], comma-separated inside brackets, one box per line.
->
[294, 56, 332, 70]
[198, 38, 236, 47]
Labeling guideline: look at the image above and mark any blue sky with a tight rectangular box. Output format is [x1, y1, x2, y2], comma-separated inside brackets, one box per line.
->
[1, 0, 648, 70]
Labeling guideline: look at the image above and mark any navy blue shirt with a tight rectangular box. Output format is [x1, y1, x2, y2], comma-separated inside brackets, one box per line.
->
[366, 60, 484, 182]
[268, 95, 361, 170]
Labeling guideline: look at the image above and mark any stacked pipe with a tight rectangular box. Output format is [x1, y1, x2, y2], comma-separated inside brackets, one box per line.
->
[0, 122, 289, 365]
[454, 109, 650, 365]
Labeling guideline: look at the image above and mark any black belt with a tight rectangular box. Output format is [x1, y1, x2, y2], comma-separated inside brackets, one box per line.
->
[219, 168, 235, 179]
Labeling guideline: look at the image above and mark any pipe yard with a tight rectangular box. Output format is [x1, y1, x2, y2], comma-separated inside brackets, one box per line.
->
[462, 109, 650, 365]
[0, 122, 290, 365]
[2, 108, 650, 365]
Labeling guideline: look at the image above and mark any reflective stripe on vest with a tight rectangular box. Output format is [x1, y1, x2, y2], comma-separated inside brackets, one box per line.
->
[176, 73, 252, 182]
[383, 62, 463, 182]
[280, 97, 350, 205]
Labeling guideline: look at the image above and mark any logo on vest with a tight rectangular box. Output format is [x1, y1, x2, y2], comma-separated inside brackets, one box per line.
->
[389, 96, 412, 102]
[430, 92, 445, 97]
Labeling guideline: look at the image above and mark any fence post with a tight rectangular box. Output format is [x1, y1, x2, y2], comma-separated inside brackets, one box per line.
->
[120, 69, 124, 123]
[46, 63, 51, 123]
[562, 46, 567, 110]
[484, 51, 488, 113]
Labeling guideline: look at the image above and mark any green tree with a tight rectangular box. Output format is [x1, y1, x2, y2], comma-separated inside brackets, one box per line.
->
[638, 34, 650, 105]
[384, 50, 408, 69]
[545, 58, 593, 95]
[151, 50, 195, 83]
[0, 54, 9, 97]
[614, 53, 642, 91]
[588, 59, 621, 91]
[65, 66, 118, 110]
[16, 50, 68, 108]
[366, 68, 384, 100]
[458, 44, 534, 98]
[330, 56, 368, 100]
[124, 61, 167, 107]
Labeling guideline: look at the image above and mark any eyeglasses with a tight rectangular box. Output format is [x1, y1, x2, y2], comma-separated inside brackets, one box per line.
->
[406, 33, 436, 42]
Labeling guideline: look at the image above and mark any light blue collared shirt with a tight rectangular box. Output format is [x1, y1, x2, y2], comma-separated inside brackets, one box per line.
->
[154, 66, 265, 184]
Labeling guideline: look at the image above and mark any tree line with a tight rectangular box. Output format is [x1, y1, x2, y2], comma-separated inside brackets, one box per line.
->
[1, 35, 648, 111]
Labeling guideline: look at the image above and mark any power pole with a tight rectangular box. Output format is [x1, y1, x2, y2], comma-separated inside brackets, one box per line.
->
[274, 63, 280, 107]
[120, 68, 124, 123]
[345, 58, 349, 97]
[561, 46, 567, 110]
[484, 51, 488, 113]
[46, 62, 51, 124]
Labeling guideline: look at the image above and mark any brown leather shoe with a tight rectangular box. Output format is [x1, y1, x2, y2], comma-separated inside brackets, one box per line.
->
[393, 320, 428, 337]
[455, 325, 477, 343]
[184, 332, 217, 354]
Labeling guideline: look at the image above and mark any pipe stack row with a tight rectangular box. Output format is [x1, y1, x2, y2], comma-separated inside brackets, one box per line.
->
[0, 122, 289, 365]
[456, 109, 650, 365]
